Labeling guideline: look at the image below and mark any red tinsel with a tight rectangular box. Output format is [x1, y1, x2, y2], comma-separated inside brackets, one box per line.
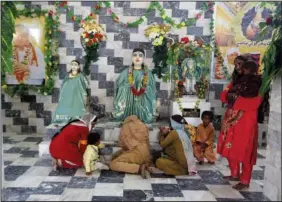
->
[131, 87, 146, 96]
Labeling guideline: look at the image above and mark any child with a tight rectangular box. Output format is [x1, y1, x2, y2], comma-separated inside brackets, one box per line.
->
[193, 111, 216, 164]
[83, 132, 109, 175]
[224, 60, 262, 130]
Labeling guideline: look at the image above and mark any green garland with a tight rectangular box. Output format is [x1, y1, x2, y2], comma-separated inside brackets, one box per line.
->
[1, 3, 60, 97]
[258, 2, 282, 95]
[60, 1, 213, 29]
[152, 37, 169, 79]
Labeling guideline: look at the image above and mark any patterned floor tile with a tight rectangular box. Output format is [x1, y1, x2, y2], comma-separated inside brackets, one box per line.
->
[4, 165, 31, 181]
[60, 188, 96, 201]
[20, 150, 39, 158]
[239, 191, 270, 201]
[251, 170, 265, 180]
[49, 168, 77, 176]
[97, 170, 125, 183]
[181, 190, 217, 201]
[91, 196, 123, 201]
[23, 137, 43, 143]
[2, 133, 268, 201]
[123, 190, 154, 201]
[177, 179, 208, 190]
[34, 157, 53, 167]
[23, 166, 53, 177]
[92, 183, 124, 197]
[67, 176, 97, 188]
[124, 174, 152, 190]
[152, 184, 183, 197]
[26, 194, 62, 201]
[197, 170, 230, 185]
[4, 147, 30, 154]
[206, 185, 245, 199]
[2, 187, 36, 201]
[34, 181, 68, 195]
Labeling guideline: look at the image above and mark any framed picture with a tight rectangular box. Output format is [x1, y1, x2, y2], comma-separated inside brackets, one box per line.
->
[5, 15, 46, 85]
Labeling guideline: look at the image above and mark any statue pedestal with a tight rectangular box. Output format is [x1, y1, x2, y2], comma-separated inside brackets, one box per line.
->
[170, 95, 211, 127]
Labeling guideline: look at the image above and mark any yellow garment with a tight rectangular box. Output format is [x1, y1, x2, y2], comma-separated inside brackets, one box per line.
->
[156, 130, 188, 175]
[110, 143, 151, 174]
[110, 115, 152, 173]
[193, 123, 216, 163]
[185, 124, 197, 143]
[83, 144, 101, 173]
[119, 115, 150, 150]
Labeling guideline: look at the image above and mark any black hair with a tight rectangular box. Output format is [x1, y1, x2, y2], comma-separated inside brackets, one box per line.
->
[171, 114, 187, 124]
[68, 60, 81, 73]
[132, 48, 145, 69]
[88, 132, 101, 145]
[201, 111, 214, 121]
[232, 54, 251, 83]
[242, 60, 258, 74]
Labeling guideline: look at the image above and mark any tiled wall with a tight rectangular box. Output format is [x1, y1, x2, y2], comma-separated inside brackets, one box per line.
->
[1, 1, 268, 146]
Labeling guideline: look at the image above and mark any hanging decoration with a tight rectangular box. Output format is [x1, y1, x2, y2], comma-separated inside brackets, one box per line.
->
[80, 14, 107, 75]
[59, 1, 214, 29]
[144, 24, 171, 78]
[1, 3, 60, 97]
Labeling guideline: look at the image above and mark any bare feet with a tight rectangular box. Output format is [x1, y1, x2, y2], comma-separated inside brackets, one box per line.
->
[139, 164, 150, 179]
[232, 182, 249, 190]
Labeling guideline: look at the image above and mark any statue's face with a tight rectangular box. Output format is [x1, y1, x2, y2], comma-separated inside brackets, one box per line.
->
[71, 61, 80, 73]
[132, 51, 144, 66]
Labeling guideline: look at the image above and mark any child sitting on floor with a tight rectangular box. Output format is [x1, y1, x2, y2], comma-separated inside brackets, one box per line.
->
[193, 111, 216, 164]
[83, 132, 109, 175]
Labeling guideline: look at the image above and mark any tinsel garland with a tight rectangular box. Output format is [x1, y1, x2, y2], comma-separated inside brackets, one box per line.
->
[59, 1, 213, 30]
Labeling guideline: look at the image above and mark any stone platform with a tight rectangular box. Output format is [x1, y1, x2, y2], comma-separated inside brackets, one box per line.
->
[39, 118, 169, 157]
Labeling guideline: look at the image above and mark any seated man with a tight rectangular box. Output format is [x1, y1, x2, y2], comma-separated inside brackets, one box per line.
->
[109, 115, 152, 179]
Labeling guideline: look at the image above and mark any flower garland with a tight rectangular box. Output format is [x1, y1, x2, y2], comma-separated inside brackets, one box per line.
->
[1, 3, 60, 97]
[145, 24, 171, 78]
[79, 13, 107, 75]
[59, 1, 214, 30]
[128, 67, 148, 96]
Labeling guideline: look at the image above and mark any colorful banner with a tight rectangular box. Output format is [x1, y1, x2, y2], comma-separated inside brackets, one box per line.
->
[5, 16, 46, 85]
[212, 2, 272, 83]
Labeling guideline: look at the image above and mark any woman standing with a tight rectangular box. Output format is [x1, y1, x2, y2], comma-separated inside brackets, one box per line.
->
[50, 114, 97, 169]
[155, 115, 197, 176]
[217, 55, 262, 190]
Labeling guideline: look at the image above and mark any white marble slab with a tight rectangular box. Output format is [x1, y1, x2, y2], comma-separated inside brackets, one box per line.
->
[206, 185, 245, 199]
[92, 183, 123, 197]
[181, 190, 217, 201]
[124, 174, 152, 190]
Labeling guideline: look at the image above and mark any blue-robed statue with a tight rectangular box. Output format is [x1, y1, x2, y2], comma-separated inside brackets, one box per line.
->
[113, 48, 157, 123]
[52, 60, 89, 123]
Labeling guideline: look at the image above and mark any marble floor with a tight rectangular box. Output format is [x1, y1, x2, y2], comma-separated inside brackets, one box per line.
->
[2, 133, 269, 201]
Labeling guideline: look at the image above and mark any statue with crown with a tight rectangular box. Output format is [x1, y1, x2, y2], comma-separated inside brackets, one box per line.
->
[113, 48, 157, 124]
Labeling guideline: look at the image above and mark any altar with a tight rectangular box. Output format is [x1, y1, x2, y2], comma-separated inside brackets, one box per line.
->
[170, 95, 211, 127]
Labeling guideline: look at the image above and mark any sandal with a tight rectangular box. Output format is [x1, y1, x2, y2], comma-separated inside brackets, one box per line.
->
[232, 182, 249, 190]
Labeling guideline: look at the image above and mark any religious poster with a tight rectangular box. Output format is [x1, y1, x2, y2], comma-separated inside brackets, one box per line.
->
[5, 16, 46, 85]
[211, 2, 272, 83]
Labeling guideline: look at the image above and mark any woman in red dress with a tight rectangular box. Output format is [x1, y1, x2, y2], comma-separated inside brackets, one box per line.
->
[50, 114, 97, 169]
[217, 55, 262, 190]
